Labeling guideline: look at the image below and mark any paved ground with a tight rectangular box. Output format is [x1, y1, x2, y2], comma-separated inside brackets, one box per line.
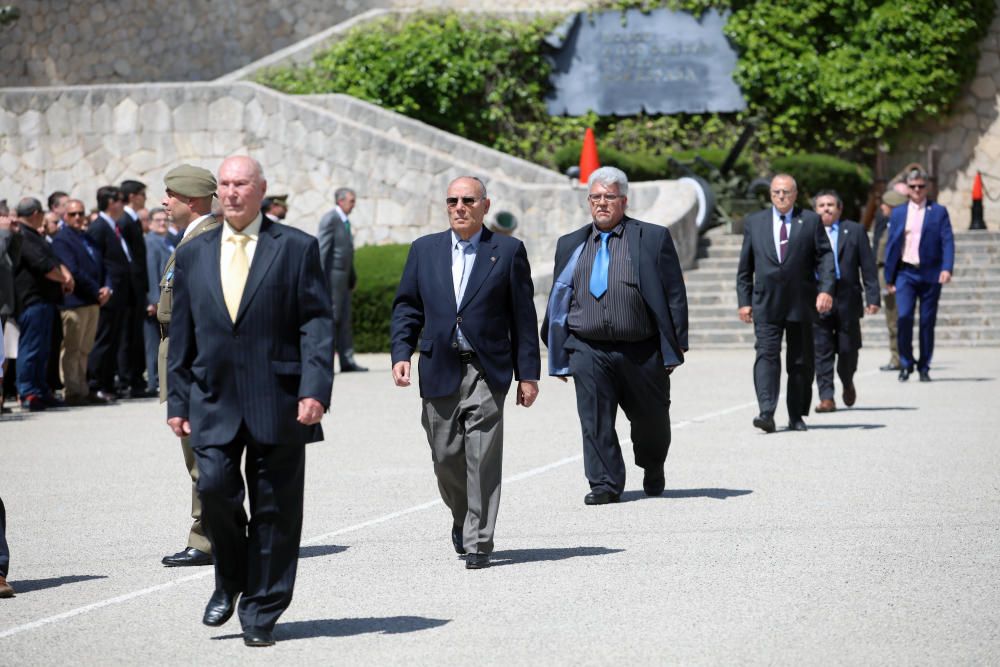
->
[1, 347, 998, 664]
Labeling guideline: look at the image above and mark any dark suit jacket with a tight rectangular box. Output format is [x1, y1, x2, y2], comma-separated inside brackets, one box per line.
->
[317, 208, 356, 315]
[118, 212, 149, 305]
[737, 207, 835, 323]
[52, 226, 104, 309]
[827, 220, 880, 321]
[86, 214, 131, 309]
[167, 218, 334, 447]
[390, 227, 540, 400]
[884, 201, 955, 285]
[541, 217, 688, 374]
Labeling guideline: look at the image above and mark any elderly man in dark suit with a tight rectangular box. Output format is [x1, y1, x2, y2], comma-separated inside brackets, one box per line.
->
[737, 174, 835, 433]
[542, 167, 688, 505]
[318, 187, 366, 372]
[391, 176, 540, 570]
[810, 190, 880, 413]
[167, 156, 333, 647]
[884, 168, 955, 382]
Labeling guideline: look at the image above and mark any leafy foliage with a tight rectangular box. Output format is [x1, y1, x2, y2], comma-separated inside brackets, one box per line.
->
[351, 244, 410, 353]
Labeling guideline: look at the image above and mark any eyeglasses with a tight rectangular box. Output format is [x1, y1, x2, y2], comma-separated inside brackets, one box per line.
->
[66, 211, 85, 217]
[588, 194, 620, 203]
[446, 196, 481, 208]
[908, 183, 927, 190]
[771, 189, 795, 197]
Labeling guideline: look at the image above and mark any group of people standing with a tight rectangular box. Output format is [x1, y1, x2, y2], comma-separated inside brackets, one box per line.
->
[0, 160, 954, 647]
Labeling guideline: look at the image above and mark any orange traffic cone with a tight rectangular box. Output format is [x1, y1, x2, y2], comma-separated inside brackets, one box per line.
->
[971, 171, 986, 230]
[579, 128, 600, 184]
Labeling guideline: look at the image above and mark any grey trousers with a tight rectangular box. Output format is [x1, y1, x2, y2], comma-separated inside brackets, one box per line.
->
[421, 359, 505, 555]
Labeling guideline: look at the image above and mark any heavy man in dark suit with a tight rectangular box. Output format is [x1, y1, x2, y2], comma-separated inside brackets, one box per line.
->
[317, 187, 366, 372]
[884, 168, 954, 382]
[167, 156, 333, 647]
[737, 174, 835, 432]
[811, 190, 880, 413]
[391, 176, 540, 570]
[542, 167, 688, 504]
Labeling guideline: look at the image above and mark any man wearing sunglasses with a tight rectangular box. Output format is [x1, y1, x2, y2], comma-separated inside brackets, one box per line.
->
[391, 176, 540, 570]
[542, 167, 688, 504]
[884, 168, 954, 382]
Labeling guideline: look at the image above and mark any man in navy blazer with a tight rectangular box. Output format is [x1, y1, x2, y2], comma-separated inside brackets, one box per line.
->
[737, 174, 836, 433]
[391, 176, 540, 570]
[542, 167, 688, 504]
[884, 168, 954, 382]
[167, 156, 333, 647]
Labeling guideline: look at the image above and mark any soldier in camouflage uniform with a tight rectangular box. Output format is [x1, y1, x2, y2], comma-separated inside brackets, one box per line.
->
[158, 165, 221, 568]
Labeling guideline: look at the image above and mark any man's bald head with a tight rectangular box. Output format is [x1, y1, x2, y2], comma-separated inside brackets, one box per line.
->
[218, 156, 267, 230]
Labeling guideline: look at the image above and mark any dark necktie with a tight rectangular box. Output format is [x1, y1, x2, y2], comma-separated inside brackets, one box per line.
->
[779, 216, 789, 263]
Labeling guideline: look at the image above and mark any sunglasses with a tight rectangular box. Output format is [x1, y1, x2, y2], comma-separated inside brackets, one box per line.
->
[446, 196, 480, 208]
[66, 211, 86, 217]
[909, 184, 927, 190]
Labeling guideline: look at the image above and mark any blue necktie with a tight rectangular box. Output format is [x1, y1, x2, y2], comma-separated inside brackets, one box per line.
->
[589, 231, 611, 299]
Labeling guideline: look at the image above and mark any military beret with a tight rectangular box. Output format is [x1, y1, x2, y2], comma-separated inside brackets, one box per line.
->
[164, 164, 217, 198]
[882, 190, 907, 207]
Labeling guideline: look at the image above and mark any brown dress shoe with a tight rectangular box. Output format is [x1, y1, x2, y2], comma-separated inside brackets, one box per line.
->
[0, 575, 15, 598]
[815, 399, 836, 413]
[842, 383, 856, 407]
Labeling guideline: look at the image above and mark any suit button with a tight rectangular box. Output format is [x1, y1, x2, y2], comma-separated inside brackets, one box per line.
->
[452, 342, 458, 348]
[456, 316, 462, 323]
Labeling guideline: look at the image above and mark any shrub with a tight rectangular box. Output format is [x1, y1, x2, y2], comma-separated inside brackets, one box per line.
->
[769, 154, 873, 221]
[351, 244, 410, 353]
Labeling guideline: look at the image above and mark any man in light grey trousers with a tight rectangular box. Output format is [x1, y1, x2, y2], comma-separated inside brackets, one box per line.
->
[317, 188, 366, 372]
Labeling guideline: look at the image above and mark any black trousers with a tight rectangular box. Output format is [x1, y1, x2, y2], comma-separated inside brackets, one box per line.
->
[813, 311, 861, 400]
[88, 305, 125, 393]
[117, 303, 147, 390]
[567, 335, 671, 495]
[753, 319, 813, 421]
[0, 496, 9, 578]
[193, 433, 306, 632]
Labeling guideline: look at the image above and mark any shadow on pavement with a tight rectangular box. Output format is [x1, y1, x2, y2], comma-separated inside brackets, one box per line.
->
[213, 616, 451, 641]
[299, 544, 349, 559]
[841, 406, 917, 411]
[923, 377, 994, 383]
[803, 423, 885, 430]
[621, 488, 752, 502]
[11, 574, 107, 593]
[489, 546, 624, 567]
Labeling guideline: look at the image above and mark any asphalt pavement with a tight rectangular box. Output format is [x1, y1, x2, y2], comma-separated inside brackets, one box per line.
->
[1, 346, 998, 664]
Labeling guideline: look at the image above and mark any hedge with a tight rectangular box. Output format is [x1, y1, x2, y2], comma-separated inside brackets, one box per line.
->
[351, 244, 410, 353]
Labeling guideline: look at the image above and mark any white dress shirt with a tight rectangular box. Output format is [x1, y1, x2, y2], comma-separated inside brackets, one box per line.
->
[771, 207, 792, 260]
[452, 228, 482, 351]
[99, 211, 132, 262]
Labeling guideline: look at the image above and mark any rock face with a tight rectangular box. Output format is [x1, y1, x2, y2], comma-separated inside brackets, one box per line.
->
[0, 0, 584, 87]
[893, 2, 1000, 231]
[0, 83, 698, 277]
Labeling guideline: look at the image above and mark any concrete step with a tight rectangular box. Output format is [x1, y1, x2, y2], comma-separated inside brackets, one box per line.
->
[688, 300, 995, 318]
[694, 253, 1000, 269]
[687, 326, 1000, 346]
[687, 314, 998, 331]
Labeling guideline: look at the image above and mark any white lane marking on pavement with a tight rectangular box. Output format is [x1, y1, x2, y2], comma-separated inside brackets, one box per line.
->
[0, 396, 763, 640]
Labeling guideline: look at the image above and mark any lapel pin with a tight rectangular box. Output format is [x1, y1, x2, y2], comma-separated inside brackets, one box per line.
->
[491, 256, 497, 262]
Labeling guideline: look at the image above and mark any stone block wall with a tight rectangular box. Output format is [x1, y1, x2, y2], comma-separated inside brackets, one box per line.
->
[0, 81, 697, 277]
[0, 0, 583, 87]
[893, 0, 1000, 230]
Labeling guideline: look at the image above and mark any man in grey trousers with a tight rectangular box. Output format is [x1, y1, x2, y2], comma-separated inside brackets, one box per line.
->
[317, 188, 366, 372]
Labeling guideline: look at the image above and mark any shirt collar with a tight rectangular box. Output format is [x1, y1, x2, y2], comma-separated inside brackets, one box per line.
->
[909, 200, 927, 211]
[335, 205, 348, 222]
[591, 221, 624, 239]
[451, 228, 483, 249]
[182, 213, 213, 240]
[124, 205, 138, 221]
[773, 207, 793, 223]
[99, 211, 117, 228]
[222, 213, 262, 241]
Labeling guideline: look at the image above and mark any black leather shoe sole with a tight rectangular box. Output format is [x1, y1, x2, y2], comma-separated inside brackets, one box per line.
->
[243, 628, 275, 647]
[162, 547, 213, 567]
[465, 554, 490, 569]
[584, 491, 620, 505]
[203, 590, 238, 627]
[752, 414, 776, 433]
[451, 524, 464, 555]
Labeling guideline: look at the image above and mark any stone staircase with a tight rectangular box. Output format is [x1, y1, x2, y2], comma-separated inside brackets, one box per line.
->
[686, 227, 1000, 349]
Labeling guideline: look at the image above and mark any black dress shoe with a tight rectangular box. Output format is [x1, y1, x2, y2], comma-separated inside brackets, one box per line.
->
[880, 363, 901, 371]
[898, 368, 912, 382]
[243, 627, 275, 647]
[788, 419, 808, 431]
[752, 413, 776, 433]
[162, 547, 213, 567]
[340, 363, 369, 373]
[451, 524, 464, 555]
[202, 589, 238, 627]
[584, 490, 620, 505]
[919, 370, 931, 382]
[128, 388, 158, 399]
[642, 467, 665, 496]
[465, 553, 490, 569]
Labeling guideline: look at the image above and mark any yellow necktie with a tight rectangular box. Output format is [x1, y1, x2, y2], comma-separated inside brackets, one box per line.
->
[223, 234, 250, 321]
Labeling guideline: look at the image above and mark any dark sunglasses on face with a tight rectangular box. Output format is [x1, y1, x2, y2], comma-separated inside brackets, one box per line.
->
[66, 211, 85, 217]
[909, 184, 927, 190]
[446, 196, 480, 207]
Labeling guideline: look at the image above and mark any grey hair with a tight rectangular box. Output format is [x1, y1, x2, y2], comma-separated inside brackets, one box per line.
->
[334, 187, 355, 204]
[588, 166, 629, 196]
[906, 168, 929, 183]
[449, 176, 488, 199]
[16, 197, 43, 217]
[771, 173, 798, 191]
